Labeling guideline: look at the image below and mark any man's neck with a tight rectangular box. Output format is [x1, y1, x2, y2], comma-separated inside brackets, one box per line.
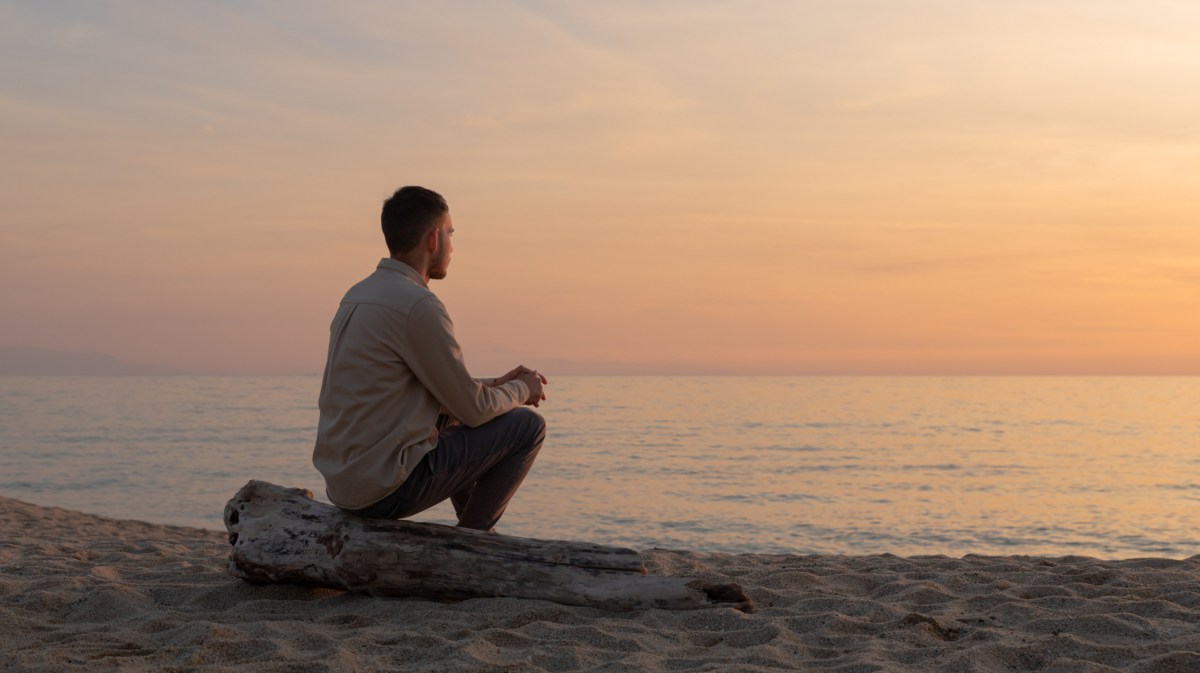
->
[390, 254, 430, 284]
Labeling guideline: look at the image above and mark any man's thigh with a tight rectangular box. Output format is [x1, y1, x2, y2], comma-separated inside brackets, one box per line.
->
[425, 410, 533, 485]
[357, 409, 541, 520]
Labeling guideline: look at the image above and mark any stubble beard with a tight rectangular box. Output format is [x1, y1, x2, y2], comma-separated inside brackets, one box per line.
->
[429, 253, 449, 280]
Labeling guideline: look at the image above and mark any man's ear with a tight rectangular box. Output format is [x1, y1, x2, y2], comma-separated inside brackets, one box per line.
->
[426, 227, 440, 253]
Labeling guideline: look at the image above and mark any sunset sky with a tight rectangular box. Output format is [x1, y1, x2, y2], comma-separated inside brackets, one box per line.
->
[2, 1, 1198, 375]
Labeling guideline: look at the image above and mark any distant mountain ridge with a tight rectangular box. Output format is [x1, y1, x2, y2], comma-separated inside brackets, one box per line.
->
[0, 347, 185, 375]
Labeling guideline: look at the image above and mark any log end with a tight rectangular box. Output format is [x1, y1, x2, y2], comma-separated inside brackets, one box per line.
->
[231, 479, 315, 508]
[224, 479, 317, 535]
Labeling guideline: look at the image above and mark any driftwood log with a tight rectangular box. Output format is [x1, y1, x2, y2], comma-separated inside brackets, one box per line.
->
[225, 480, 752, 612]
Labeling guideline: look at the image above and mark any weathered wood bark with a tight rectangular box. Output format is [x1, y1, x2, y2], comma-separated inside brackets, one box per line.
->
[225, 480, 752, 612]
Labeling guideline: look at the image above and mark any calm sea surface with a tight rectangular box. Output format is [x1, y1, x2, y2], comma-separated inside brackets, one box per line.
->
[0, 376, 1196, 559]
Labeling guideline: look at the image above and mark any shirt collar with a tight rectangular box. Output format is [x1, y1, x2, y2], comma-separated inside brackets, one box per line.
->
[377, 258, 428, 287]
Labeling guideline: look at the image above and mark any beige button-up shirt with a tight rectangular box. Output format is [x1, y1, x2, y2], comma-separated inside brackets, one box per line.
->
[312, 258, 530, 509]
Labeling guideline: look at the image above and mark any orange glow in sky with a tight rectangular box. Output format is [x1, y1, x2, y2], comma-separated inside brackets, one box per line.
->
[1, 2, 1198, 374]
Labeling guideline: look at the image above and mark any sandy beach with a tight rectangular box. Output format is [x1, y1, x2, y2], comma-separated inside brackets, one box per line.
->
[2, 494, 1198, 672]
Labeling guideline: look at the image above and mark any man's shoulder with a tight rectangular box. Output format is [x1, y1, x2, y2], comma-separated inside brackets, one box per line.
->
[342, 263, 437, 313]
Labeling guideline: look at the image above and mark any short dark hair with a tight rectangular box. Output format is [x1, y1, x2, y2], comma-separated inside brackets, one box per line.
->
[381, 186, 448, 255]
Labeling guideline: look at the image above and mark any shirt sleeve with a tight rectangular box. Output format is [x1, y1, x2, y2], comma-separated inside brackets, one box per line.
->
[405, 295, 529, 427]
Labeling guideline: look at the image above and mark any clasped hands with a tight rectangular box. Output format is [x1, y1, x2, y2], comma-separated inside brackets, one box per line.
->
[494, 365, 547, 407]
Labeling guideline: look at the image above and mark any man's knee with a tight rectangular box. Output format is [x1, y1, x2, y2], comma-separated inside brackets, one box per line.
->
[507, 407, 546, 443]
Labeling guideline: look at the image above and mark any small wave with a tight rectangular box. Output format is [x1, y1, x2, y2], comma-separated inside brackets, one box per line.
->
[899, 463, 963, 471]
[710, 492, 833, 504]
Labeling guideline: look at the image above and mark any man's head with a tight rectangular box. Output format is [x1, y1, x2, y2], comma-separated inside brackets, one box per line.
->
[381, 186, 448, 254]
[381, 186, 454, 280]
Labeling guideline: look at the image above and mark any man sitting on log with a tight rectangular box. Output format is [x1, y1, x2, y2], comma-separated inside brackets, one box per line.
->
[312, 185, 548, 532]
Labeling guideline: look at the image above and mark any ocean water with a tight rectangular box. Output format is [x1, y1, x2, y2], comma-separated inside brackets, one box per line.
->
[0, 375, 1196, 559]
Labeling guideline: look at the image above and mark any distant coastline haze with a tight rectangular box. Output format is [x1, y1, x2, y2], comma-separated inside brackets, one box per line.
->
[0, 347, 188, 376]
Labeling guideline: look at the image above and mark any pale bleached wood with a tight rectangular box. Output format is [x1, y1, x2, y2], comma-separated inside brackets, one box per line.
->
[224, 480, 752, 612]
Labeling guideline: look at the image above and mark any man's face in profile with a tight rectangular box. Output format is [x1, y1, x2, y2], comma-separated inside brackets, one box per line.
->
[428, 213, 454, 280]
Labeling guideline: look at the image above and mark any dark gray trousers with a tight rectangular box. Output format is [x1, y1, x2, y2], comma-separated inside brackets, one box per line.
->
[350, 408, 546, 531]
